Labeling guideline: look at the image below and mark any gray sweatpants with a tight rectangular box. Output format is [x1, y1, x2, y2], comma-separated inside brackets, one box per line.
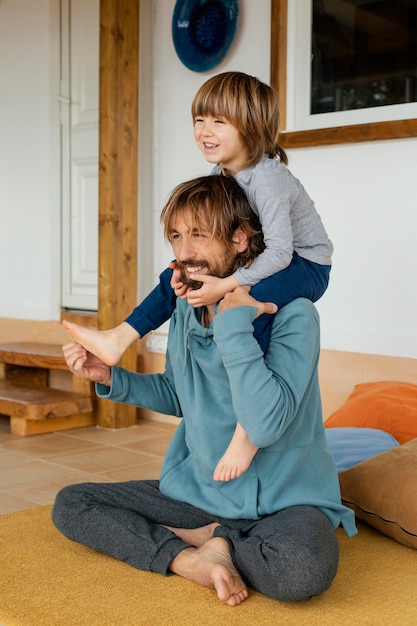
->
[52, 480, 339, 602]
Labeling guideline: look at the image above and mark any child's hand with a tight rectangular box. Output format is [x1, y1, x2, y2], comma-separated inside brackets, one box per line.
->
[186, 274, 239, 307]
[169, 262, 189, 298]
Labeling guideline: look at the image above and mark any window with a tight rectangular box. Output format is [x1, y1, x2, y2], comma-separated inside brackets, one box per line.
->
[271, 0, 417, 147]
[311, 0, 417, 115]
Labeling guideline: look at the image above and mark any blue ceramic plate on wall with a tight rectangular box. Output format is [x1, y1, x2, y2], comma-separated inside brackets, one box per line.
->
[172, 0, 239, 73]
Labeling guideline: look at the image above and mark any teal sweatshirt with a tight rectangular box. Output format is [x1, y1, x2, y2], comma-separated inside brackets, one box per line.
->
[97, 298, 356, 537]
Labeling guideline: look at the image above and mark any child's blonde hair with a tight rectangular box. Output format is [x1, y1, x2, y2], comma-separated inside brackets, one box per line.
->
[191, 71, 288, 168]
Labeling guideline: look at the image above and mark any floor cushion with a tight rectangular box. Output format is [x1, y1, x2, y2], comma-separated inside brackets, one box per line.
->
[338, 438, 417, 549]
[325, 381, 417, 444]
[325, 426, 399, 472]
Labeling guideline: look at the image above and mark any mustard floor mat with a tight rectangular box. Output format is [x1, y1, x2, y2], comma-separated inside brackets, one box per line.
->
[0, 505, 416, 625]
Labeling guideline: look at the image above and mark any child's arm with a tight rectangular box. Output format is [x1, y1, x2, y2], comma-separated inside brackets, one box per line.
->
[233, 164, 296, 287]
[124, 266, 177, 336]
[169, 262, 240, 306]
[185, 274, 240, 308]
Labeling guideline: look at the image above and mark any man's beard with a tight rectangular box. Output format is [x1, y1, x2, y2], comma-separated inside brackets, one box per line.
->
[175, 257, 237, 291]
[176, 261, 209, 290]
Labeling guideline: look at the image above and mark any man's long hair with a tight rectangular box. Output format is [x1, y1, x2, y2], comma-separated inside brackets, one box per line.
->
[161, 175, 265, 272]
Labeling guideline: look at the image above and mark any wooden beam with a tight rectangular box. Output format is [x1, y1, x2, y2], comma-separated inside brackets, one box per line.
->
[279, 118, 417, 149]
[270, 0, 287, 131]
[98, 0, 139, 428]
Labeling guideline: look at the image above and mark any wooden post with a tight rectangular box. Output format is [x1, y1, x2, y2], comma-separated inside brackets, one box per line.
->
[270, 0, 287, 130]
[97, 0, 139, 428]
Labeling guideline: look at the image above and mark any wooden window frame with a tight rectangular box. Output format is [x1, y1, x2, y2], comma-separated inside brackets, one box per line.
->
[270, 0, 417, 149]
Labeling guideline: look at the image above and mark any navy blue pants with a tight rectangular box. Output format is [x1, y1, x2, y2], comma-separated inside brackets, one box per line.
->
[251, 253, 330, 353]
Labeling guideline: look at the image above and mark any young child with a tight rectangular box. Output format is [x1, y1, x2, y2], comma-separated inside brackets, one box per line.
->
[63, 71, 333, 483]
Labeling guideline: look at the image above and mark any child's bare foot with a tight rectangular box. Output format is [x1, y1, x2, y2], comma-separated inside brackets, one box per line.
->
[62, 320, 139, 366]
[213, 449, 256, 481]
[213, 425, 258, 481]
[169, 537, 248, 606]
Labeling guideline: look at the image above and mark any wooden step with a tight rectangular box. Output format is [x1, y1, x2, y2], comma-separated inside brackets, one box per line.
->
[4, 364, 48, 388]
[0, 341, 96, 436]
[0, 381, 92, 421]
[0, 341, 93, 395]
[8, 413, 96, 437]
[0, 342, 67, 370]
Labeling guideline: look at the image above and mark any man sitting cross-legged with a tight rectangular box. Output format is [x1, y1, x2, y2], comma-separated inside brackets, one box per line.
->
[53, 174, 356, 607]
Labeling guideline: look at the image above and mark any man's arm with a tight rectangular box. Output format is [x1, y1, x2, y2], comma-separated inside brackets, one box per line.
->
[214, 295, 321, 449]
[63, 341, 183, 418]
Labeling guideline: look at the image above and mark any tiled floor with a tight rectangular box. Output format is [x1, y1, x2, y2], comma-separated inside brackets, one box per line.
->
[0, 415, 177, 515]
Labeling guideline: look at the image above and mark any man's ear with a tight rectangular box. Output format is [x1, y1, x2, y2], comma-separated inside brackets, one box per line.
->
[232, 229, 249, 253]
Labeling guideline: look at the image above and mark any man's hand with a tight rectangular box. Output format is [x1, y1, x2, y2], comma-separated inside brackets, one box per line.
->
[62, 342, 112, 387]
[218, 286, 278, 318]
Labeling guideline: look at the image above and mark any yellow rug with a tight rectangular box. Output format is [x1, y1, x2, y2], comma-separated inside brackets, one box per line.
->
[0, 505, 416, 626]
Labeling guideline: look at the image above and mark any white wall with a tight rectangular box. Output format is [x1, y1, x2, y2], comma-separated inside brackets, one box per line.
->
[0, 0, 60, 320]
[0, 0, 416, 359]
[288, 139, 417, 358]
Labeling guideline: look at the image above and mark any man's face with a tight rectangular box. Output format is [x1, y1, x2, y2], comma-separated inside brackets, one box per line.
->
[168, 209, 239, 289]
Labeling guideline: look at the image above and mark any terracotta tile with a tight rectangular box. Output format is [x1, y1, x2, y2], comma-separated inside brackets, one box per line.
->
[120, 436, 172, 457]
[98, 459, 163, 482]
[7, 472, 114, 506]
[0, 447, 33, 468]
[0, 459, 86, 490]
[137, 419, 178, 436]
[0, 433, 102, 458]
[48, 446, 159, 474]
[0, 491, 39, 515]
[0, 418, 177, 513]
[59, 424, 172, 445]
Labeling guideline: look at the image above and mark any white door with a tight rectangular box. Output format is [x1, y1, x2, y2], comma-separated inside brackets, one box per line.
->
[60, 0, 99, 311]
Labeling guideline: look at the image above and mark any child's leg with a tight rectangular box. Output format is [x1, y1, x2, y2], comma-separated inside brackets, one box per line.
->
[251, 253, 331, 310]
[62, 320, 139, 366]
[251, 254, 331, 354]
[213, 423, 258, 482]
[62, 266, 177, 366]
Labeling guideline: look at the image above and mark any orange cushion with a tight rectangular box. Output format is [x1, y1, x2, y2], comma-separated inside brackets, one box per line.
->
[325, 381, 417, 444]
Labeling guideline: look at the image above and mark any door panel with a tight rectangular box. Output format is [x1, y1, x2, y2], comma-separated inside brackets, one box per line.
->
[61, 0, 99, 310]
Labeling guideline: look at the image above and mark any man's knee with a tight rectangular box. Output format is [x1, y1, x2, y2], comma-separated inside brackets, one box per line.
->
[52, 484, 85, 535]
[278, 547, 338, 601]
[266, 533, 339, 602]
[247, 507, 340, 602]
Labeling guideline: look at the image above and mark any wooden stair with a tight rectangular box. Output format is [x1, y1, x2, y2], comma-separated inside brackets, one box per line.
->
[0, 342, 95, 436]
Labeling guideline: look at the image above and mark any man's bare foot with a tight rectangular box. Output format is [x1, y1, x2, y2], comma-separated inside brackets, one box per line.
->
[213, 425, 258, 482]
[169, 537, 248, 606]
[163, 522, 219, 547]
[62, 320, 139, 366]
